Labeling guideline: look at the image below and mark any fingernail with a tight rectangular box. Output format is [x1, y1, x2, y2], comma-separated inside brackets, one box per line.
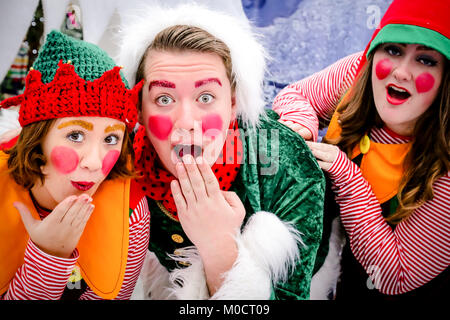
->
[195, 156, 203, 164]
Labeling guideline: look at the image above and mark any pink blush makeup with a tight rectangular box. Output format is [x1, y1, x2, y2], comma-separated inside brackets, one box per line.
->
[375, 59, 392, 80]
[148, 115, 173, 140]
[201, 114, 223, 138]
[415, 72, 435, 93]
[102, 150, 120, 176]
[50, 146, 79, 174]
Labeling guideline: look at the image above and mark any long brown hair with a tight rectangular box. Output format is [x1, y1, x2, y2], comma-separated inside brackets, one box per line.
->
[325, 54, 449, 224]
[5, 119, 136, 189]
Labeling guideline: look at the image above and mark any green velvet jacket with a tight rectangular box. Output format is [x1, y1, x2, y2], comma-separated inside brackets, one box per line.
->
[147, 110, 325, 299]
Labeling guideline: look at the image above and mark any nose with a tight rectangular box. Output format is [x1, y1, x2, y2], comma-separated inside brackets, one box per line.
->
[173, 99, 196, 131]
[79, 144, 103, 172]
[392, 58, 413, 82]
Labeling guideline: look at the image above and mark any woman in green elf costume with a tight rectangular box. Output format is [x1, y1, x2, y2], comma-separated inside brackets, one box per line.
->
[117, 3, 326, 300]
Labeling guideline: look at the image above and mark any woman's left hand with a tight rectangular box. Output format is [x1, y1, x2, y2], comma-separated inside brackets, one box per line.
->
[305, 141, 340, 171]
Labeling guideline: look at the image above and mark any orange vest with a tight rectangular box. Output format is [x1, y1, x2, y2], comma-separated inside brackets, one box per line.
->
[325, 111, 412, 204]
[0, 151, 130, 299]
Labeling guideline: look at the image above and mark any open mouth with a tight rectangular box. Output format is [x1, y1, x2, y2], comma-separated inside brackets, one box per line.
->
[386, 84, 411, 105]
[174, 144, 203, 160]
[71, 181, 95, 191]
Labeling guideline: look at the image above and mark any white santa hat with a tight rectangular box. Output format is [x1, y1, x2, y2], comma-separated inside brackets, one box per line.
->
[116, 2, 268, 128]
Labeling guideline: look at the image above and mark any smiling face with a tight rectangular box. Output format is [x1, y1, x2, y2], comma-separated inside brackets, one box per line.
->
[371, 43, 445, 136]
[140, 50, 236, 177]
[31, 116, 126, 209]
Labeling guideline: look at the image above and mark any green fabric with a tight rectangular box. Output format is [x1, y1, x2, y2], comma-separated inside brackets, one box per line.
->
[368, 24, 450, 60]
[32, 30, 130, 87]
[148, 110, 325, 300]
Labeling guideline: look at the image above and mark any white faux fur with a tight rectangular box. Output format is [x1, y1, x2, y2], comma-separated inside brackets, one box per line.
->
[310, 216, 346, 300]
[116, 1, 268, 128]
[131, 250, 175, 300]
[167, 211, 303, 300]
[168, 246, 210, 300]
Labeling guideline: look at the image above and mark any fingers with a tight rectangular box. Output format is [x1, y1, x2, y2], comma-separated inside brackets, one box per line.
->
[196, 156, 220, 197]
[278, 119, 312, 140]
[62, 194, 93, 226]
[13, 201, 39, 234]
[180, 155, 208, 200]
[171, 180, 187, 214]
[221, 191, 244, 211]
[47, 195, 78, 223]
[175, 160, 197, 204]
[72, 203, 95, 229]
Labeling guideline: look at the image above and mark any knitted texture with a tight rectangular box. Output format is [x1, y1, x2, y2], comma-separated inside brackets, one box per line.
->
[0, 31, 143, 131]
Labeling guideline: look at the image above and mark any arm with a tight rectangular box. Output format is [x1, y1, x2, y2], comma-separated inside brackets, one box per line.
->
[1, 240, 77, 300]
[323, 148, 450, 294]
[272, 52, 363, 141]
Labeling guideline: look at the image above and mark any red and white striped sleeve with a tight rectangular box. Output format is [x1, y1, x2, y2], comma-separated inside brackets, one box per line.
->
[328, 150, 450, 295]
[272, 52, 363, 141]
[1, 240, 78, 300]
[80, 195, 150, 300]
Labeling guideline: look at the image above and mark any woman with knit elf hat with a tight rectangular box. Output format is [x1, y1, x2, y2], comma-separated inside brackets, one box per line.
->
[273, 0, 449, 299]
[118, 3, 325, 299]
[0, 30, 149, 300]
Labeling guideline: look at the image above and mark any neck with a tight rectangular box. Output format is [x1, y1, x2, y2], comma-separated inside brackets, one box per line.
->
[30, 183, 57, 211]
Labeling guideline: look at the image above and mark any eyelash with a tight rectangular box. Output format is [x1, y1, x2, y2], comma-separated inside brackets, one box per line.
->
[384, 45, 438, 66]
[66, 131, 121, 145]
[67, 130, 84, 143]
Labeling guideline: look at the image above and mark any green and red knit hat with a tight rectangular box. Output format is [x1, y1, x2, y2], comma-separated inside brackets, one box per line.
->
[357, 0, 450, 75]
[0, 30, 143, 131]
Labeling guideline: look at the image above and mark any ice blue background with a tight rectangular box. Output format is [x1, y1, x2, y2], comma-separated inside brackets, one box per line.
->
[241, 0, 393, 106]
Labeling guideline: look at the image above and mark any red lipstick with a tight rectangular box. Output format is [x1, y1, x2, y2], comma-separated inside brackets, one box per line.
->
[71, 181, 95, 191]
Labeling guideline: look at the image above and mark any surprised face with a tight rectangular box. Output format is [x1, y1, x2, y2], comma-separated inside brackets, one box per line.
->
[32, 116, 126, 210]
[371, 43, 445, 136]
[140, 50, 236, 177]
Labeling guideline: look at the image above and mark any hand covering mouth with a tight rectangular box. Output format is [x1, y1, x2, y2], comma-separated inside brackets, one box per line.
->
[174, 144, 202, 160]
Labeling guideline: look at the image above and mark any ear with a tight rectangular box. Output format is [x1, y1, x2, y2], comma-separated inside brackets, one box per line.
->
[230, 94, 237, 121]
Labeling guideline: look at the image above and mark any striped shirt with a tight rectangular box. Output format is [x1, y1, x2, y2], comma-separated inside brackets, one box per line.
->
[272, 52, 450, 295]
[1, 195, 150, 300]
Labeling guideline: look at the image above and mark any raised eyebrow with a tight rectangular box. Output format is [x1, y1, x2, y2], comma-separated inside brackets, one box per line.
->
[149, 80, 176, 91]
[105, 124, 126, 133]
[57, 120, 93, 131]
[195, 78, 222, 88]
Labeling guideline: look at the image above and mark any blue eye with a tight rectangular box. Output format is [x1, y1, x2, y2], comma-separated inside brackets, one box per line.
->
[156, 95, 174, 106]
[198, 93, 214, 104]
[67, 131, 84, 143]
[105, 134, 119, 145]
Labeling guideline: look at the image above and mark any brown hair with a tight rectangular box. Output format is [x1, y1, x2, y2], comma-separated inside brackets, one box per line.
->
[135, 25, 235, 110]
[325, 54, 449, 224]
[5, 119, 136, 189]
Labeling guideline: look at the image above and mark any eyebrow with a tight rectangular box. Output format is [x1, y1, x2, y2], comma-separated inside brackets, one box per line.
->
[395, 43, 433, 51]
[57, 120, 93, 131]
[105, 124, 126, 133]
[195, 78, 222, 88]
[149, 80, 176, 90]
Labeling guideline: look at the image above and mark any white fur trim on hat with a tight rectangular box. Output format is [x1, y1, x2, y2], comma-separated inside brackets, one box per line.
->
[116, 1, 268, 128]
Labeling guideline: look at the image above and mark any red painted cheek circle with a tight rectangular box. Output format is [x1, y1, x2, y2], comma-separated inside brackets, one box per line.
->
[201, 114, 223, 139]
[375, 58, 392, 80]
[50, 146, 79, 174]
[415, 72, 435, 93]
[148, 115, 173, 140]
[102, 150, 120, 176]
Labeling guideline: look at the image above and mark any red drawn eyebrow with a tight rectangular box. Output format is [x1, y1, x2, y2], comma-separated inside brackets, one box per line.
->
[149, 80, 176, 90]
[194, 78, 222, 88]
